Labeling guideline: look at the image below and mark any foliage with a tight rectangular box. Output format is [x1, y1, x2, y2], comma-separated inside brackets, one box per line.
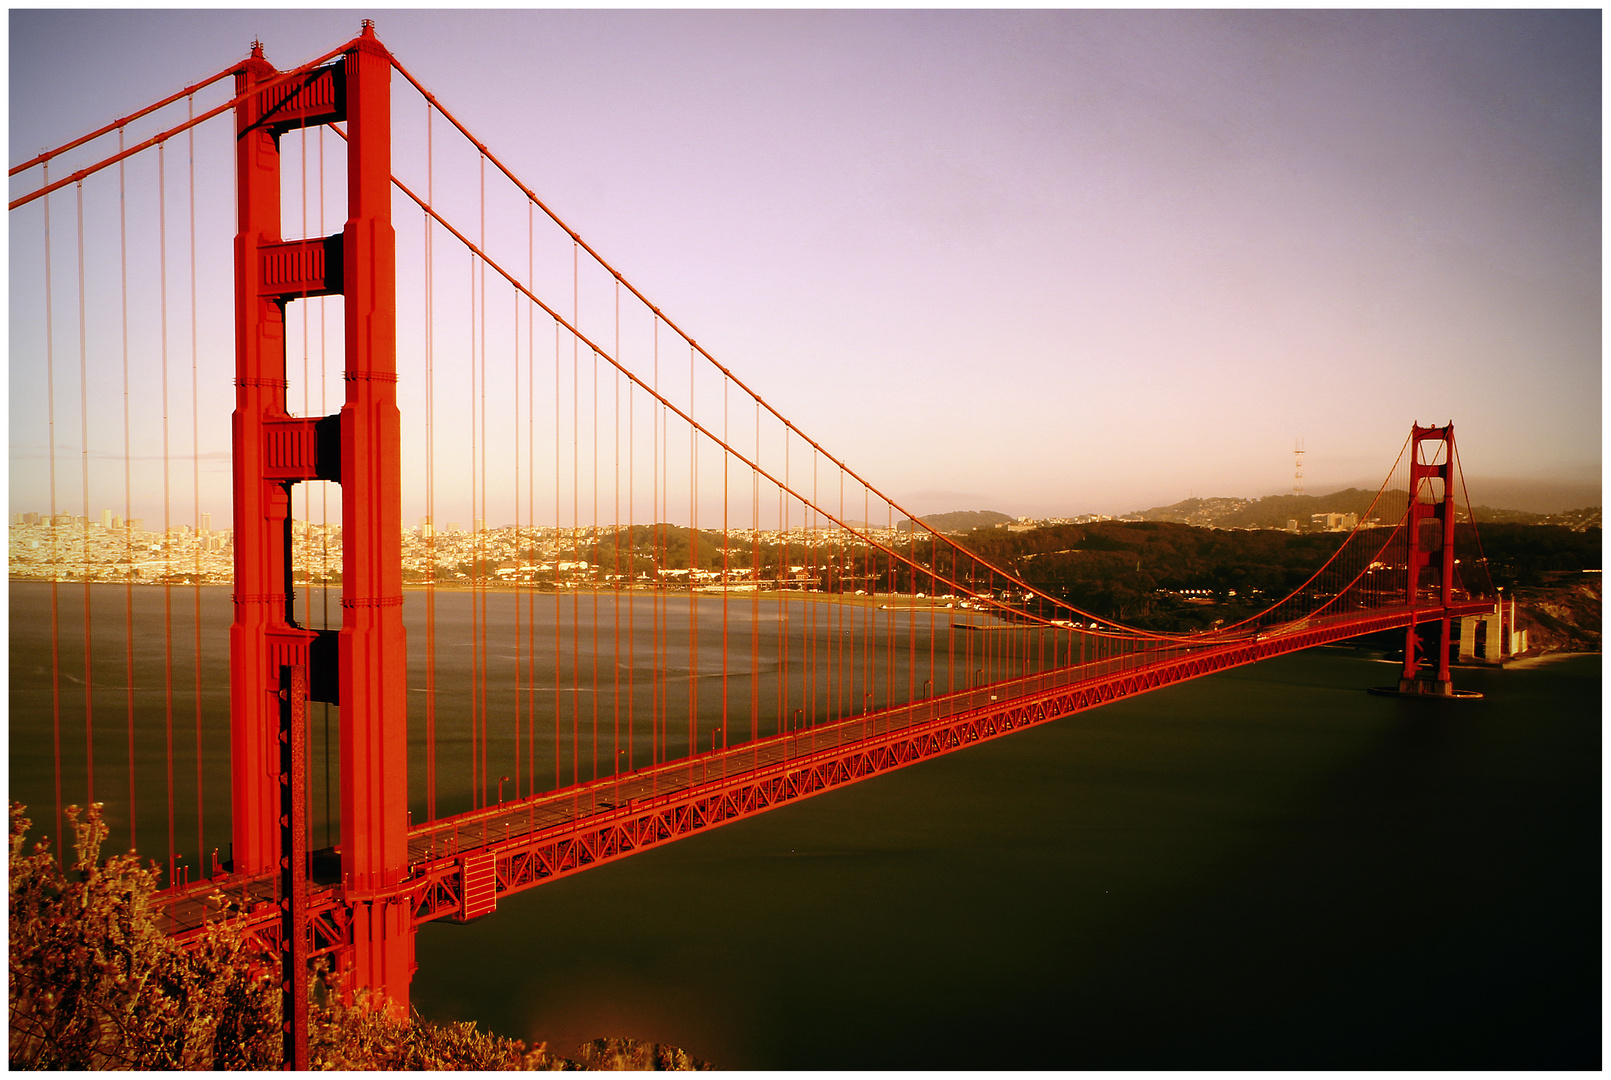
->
[572, 1037, 711, 1070]
[1461, 523, 1601, 588]
[308, 990, 557, 1070]
[943, 520, 1353, 627]
[9, 802, 280, 1069]
[9, 803, 710, 1070]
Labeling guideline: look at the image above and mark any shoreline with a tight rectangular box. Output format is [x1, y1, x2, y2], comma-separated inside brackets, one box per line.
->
[6, 577, 967, 612]
[1503, 650, 1598, 670]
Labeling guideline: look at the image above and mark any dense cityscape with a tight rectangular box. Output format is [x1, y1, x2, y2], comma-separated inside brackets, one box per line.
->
[7, 510, 1120, 587]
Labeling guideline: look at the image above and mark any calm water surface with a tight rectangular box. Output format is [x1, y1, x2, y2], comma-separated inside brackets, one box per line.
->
[411, 647, 1600, 1070]
[9, 584, 1599, 1067]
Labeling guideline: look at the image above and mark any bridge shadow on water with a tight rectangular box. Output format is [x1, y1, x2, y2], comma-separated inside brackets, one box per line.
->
[411, 646, 1600, 1069]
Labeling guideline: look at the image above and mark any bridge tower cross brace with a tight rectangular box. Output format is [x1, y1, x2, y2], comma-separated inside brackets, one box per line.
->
[1398, 423, 1459, 695]
[230, 22, 412, 1011]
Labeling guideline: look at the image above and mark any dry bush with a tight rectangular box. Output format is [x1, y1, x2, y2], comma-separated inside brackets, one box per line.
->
[10, 803, 709, 1070]
[8, 803, 280, 1069]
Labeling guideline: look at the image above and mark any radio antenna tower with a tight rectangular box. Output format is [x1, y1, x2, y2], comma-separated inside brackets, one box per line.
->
[1293, 437, 1305, 497]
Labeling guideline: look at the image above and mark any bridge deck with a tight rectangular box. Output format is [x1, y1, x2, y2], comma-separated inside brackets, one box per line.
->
[157, 600, 1491, 943]
[404, 642, 1186, 866]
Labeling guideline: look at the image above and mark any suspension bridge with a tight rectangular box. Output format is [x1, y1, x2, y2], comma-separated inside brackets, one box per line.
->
[9, 24, 1499, 1063]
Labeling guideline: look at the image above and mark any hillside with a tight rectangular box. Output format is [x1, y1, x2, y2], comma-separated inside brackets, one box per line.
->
[939, 517, 1601, 635]
[1131, 489, 1600, 532]
[1511, 574, 1601, 655]
[897, 509, 1013, 534]
[1129, 489, 1402, 530]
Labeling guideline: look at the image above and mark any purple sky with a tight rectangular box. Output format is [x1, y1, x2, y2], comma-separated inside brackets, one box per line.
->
[10, 9, 1601, 520]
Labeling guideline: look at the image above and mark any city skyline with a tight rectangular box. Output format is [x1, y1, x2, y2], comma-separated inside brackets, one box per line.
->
[9, 10, 1601, 524]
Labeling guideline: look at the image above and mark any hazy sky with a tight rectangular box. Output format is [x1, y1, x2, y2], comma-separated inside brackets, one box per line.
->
[9, 9, 1601, 518]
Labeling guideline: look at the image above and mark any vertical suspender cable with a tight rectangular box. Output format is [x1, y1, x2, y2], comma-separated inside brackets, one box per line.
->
[75, 181, 95, 809]
[627, 315, 636, 775]
[158, 141, 176, 883]
[44, 164, 64, 848]
[467, 173, 480, 808]
[750, 402, 760, 753]
[119, 133, 137, 851]
[613, 281, 622, 790]
[513, 285, 523, 801]
[526, 203, 536, 795]
[688, 345, 697, 765]
[570, 242, 580, 789]
[651, 319, 660, 776]
[808, 450, 817, 741]
[467, 238, 479, 807]
[720, 374, 729, 752]
[478, 157, 490, 807]
[777, 438, 787, 742]
[835, 471, 844, 729]
[554, 317, 562, 790]
[423, 101, 437, 822]
[591, 343, 600, 785]
[189, 99, 204, 863]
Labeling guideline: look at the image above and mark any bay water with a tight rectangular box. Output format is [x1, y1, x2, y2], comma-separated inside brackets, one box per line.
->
[411, 647, 1600, 1069]
[8, 583, 1599, 1067]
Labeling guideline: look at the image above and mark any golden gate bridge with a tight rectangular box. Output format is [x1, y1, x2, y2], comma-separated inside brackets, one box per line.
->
[8, 24, 1499, 1064]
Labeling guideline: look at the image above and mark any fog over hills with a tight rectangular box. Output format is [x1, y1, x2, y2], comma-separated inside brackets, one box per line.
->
[1280, 475, 1600, 517]
[904, 484, 1599, 535]
[896, 510, 1014, 533]
[1129, 488, 1599, 531]
[1438, 476, 1602, 517]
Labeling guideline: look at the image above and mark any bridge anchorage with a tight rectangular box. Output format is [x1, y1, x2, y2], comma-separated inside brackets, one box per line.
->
[9, 20, 1503, 1065]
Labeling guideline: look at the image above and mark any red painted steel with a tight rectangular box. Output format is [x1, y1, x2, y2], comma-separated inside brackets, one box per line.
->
[1399, 424, 1460, 694]
[230, 23, 412, 1013]
[8, 61, 239, 178]
[173, 597, 1492, 955]
[9, 46, 352, 211]
[26, 28, 1503, 1028]
[230, 39, 296, 880]
[279, 665, 311, 1071]
[334, 21, 413, 1012]
[396, 600, 1493, 920]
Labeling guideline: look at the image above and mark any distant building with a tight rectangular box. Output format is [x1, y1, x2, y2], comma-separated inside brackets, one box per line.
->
[1309, 512, 1358, 532]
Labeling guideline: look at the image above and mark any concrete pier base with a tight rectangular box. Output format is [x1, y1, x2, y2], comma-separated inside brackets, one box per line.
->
[1367, 678, 1483, 700]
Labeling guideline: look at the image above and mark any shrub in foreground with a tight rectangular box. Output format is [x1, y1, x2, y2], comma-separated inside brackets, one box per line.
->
[9, 804, 707, 1070]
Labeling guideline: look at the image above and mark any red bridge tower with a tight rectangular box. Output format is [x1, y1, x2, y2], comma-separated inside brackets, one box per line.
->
[1398, 423, 1460, 695]
[230, 22, 411, 1010]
